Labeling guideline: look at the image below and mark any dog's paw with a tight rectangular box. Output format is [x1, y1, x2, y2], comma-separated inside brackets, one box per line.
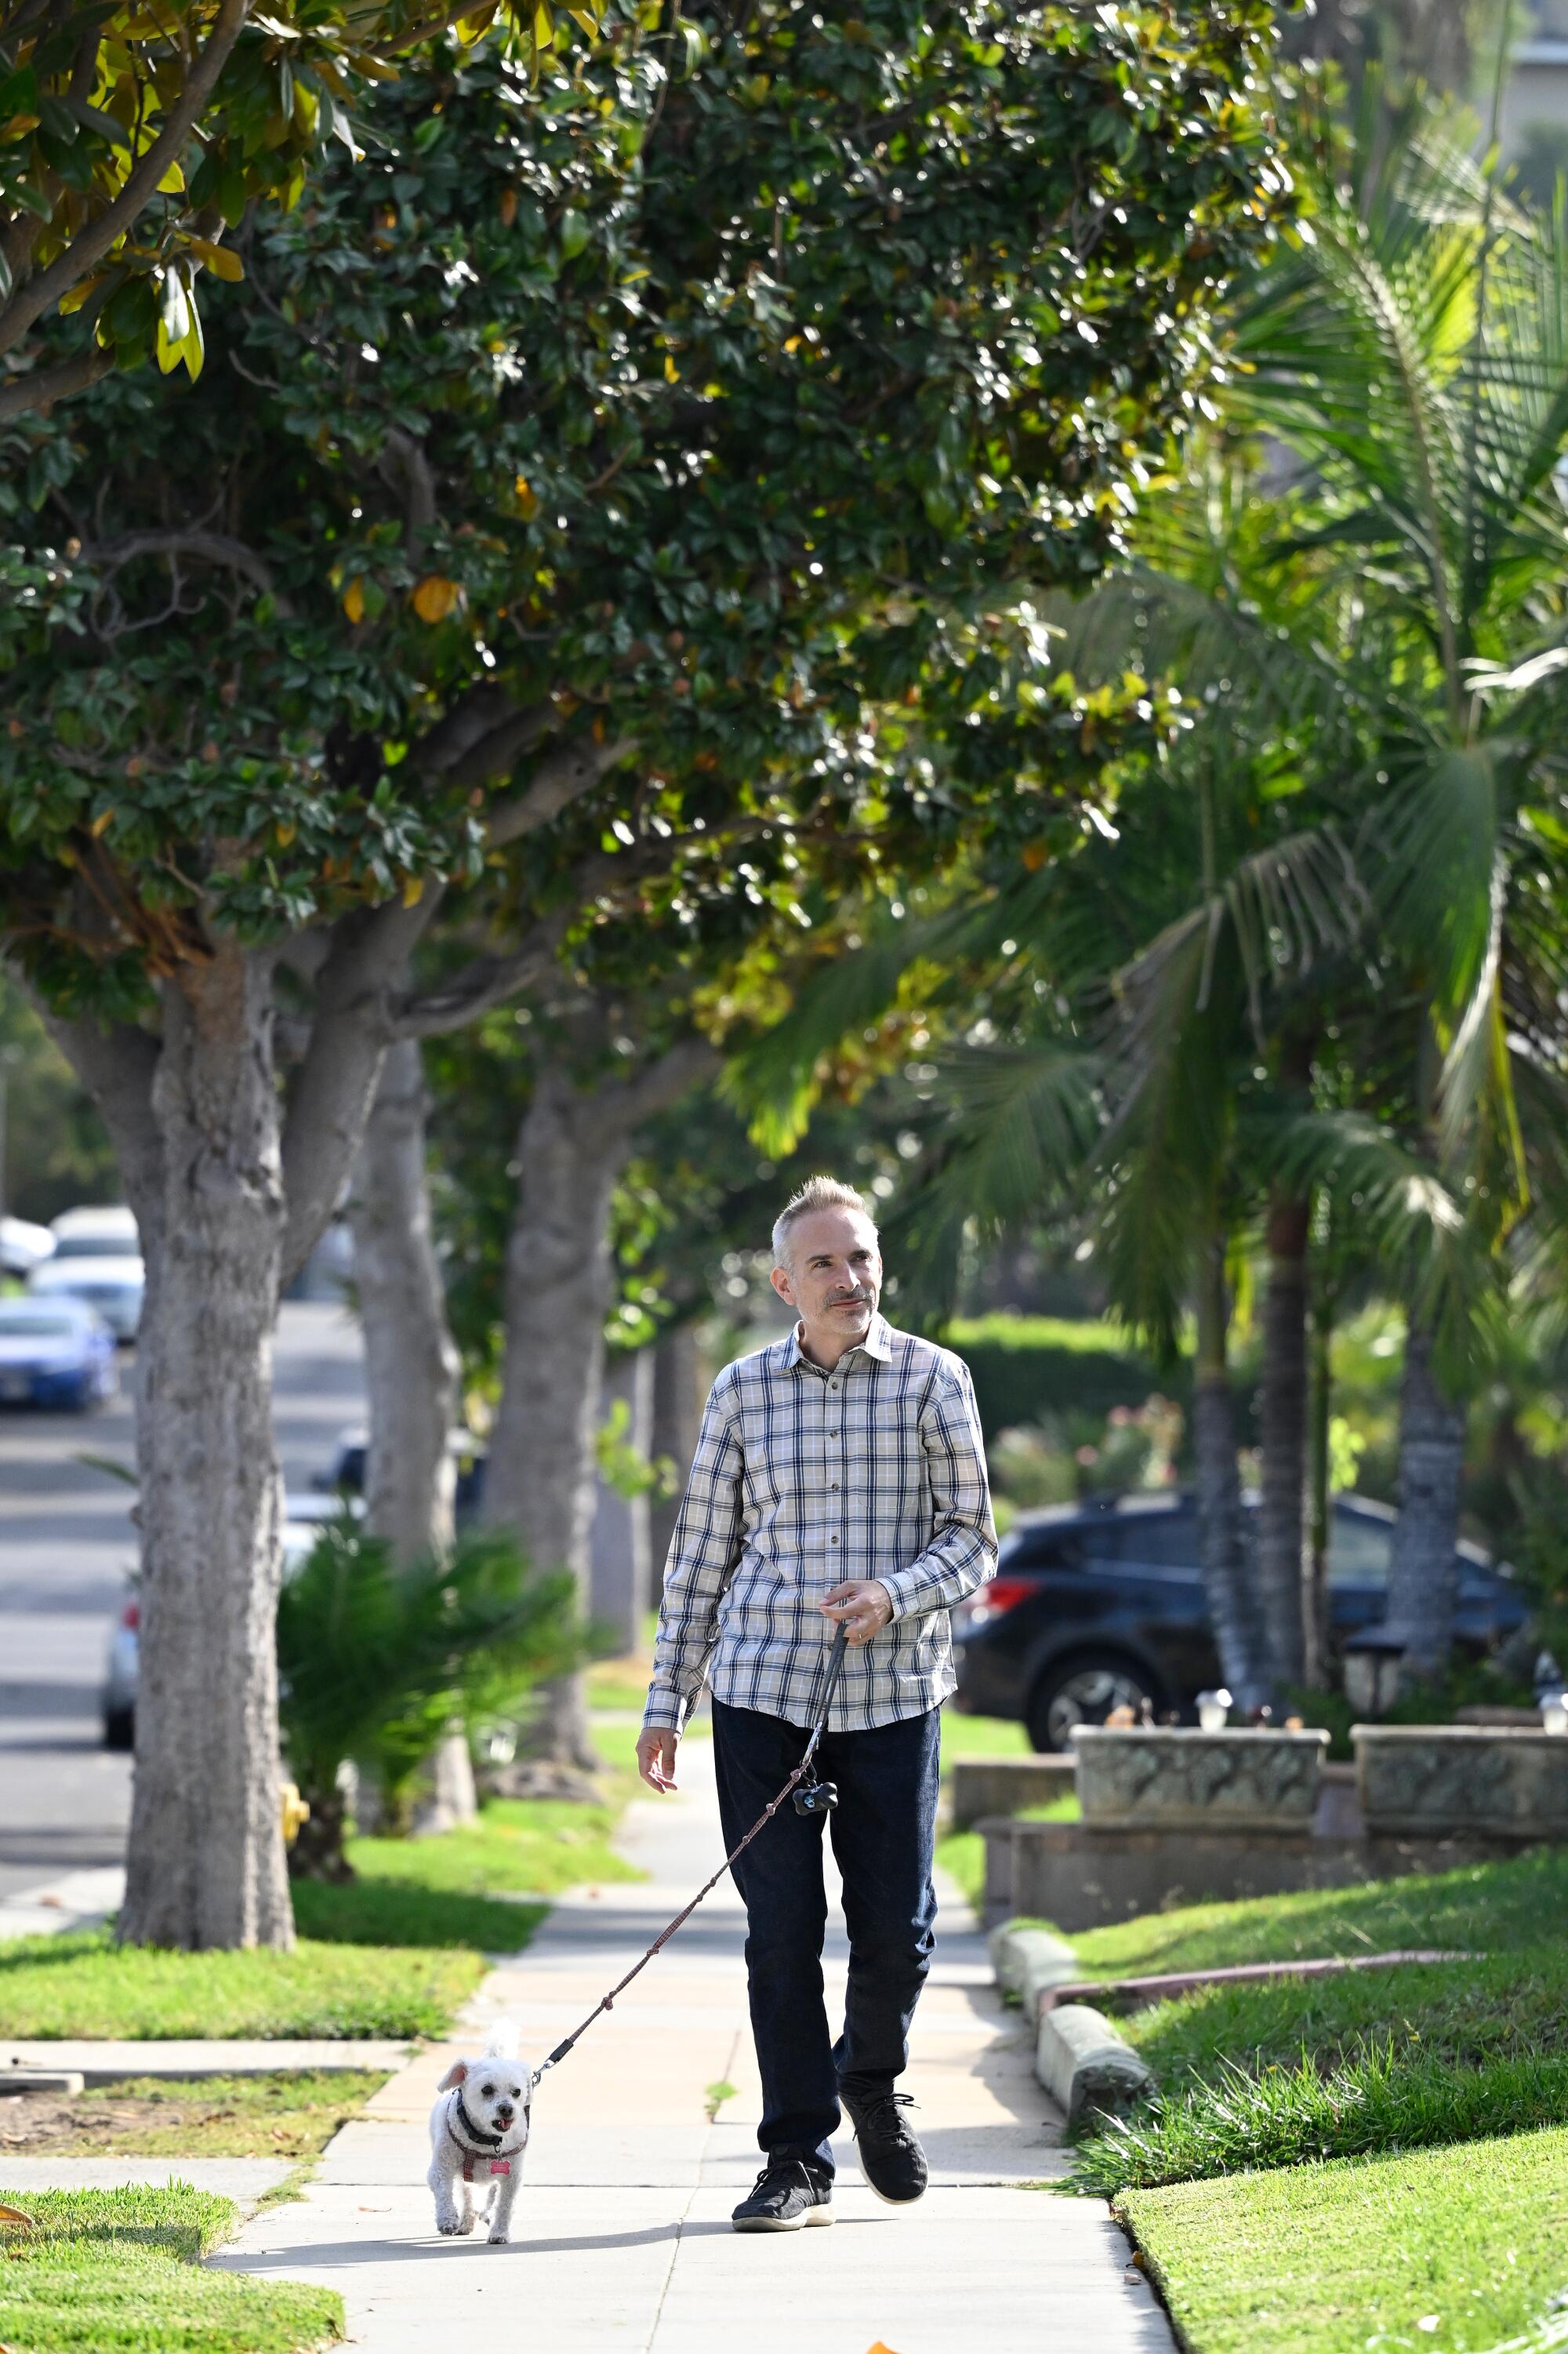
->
[458, 2214, 478, 2236]
[437, 2218, 464, 2236]
[487, 2229, 511, 2245]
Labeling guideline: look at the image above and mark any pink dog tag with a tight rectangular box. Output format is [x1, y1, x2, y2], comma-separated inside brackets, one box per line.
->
[490, 2160, 511, 2177]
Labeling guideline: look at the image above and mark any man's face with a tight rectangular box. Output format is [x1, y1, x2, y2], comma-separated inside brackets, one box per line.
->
[770, 1207, 882, 1344]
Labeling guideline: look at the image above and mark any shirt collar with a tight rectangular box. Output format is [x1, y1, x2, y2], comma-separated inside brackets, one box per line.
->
[782, 1310, 893, 1371]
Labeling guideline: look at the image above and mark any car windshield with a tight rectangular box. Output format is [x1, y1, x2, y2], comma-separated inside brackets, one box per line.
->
[0, 1310, 78, 1336]
[52, 1233, 135, 1257]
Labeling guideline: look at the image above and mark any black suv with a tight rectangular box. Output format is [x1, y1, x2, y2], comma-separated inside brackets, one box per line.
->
[951, 1491, 1527, 1751]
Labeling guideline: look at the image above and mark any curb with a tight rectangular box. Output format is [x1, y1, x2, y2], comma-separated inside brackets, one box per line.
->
[1035, 2003, 1155, 2126]
[988, 1922, 1083, 2020]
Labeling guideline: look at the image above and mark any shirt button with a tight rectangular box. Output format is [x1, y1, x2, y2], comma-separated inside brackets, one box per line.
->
[829, 1534, 839, 1545]
[827, 1429, 837, 1439]
[829, 1381, 840, 1391]
[831, 1480, 840, 1491]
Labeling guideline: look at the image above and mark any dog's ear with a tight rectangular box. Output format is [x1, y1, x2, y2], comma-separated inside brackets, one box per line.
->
[436, 2058, 470, 2093]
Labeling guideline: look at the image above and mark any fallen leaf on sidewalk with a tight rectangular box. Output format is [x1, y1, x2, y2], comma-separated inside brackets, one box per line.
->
[866, 2343, 905, 2352]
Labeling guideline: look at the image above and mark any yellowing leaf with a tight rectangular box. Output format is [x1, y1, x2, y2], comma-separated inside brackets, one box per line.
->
[187, 236, 244, 282]
[276, 819, 296, 847]
[499, 184, 518, 226]
[663, 353, 679, 383]
[412, 575, 460, 623]
[157, 157, 184, 194]
[402, 874, 425, 907]
[90, 808, 115, 837]
[0, 114, 41, 140]
[342, 578, 365, 624]
[0, 2203, 35, 2226]
[783, 334, 802, 352]
[60, 274, 107, 317]
[514, 474, 538, 518]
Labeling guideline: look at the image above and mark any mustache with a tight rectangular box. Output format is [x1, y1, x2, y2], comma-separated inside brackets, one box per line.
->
[826, 1290, 874, 1305]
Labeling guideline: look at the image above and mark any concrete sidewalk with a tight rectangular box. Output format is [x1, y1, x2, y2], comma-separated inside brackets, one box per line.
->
[222, 1741, 1174, 2354]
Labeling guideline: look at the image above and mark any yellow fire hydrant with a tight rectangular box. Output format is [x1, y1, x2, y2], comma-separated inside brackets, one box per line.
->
[280, 1781, 311, 1848]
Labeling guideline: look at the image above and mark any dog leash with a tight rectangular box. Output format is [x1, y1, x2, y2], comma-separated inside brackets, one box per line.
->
[534, 1622, 851, 2080]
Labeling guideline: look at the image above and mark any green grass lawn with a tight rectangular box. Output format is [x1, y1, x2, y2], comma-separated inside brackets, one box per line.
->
[0, 2071, 390, 2160]
[1044, 1851, 1568, 2196]
[0, 2184, 343, 2352]
[339, 1793, 641, 1903]
[1022, 1843, 1568, 1978]
[0, 1925, 482, 2039]
[1118, 2123, 1568, 2354]
[938, 1709, 1037, 1759]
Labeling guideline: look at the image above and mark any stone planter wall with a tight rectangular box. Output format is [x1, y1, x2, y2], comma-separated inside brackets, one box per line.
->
[1073, 1726, 1329, 1833]
[1354, 1725, 1568, 1839]
[947, 1755, 1076, 1833]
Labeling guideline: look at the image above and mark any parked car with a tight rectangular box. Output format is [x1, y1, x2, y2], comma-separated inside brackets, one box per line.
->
[30, 1251, 144, 1341]
[49, 1205, 140, 1256]
[0, 1214, 55, 1277]
[101, 1493, 361, 1748]
[0, 1295, 118, 1411]
[950, 1490, 1530, 1752]
[315, 1425, 488, 1518]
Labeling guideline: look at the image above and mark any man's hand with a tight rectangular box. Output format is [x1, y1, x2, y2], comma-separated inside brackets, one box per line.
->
[637, 1727, 680, 1793]
[820, 1579, 893, 1646]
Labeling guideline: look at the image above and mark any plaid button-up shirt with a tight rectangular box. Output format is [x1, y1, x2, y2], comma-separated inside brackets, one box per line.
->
[642, 1313, 996, 1735]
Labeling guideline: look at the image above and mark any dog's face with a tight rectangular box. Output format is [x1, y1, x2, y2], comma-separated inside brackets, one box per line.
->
[440, 2056, 533, 2138]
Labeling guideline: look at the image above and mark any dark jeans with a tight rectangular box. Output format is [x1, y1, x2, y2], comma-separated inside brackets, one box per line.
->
[711, 1696, 941, 2177]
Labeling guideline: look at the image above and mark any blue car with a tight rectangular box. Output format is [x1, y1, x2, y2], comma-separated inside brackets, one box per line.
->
[0, 1295, 118, 1411]
[951, 1489, 1530, 1751]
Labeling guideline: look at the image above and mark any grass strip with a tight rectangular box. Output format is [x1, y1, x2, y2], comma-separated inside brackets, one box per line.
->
[1019, 1844, 1568, 1980]
[1116, 2123, 1568, 2354]
[1120, 1945, 1568, 2091]
[1075, 2043, 1568, 2196]
[0, 2070, 389, 2160]
[0, 1927, 483, 2040]
[0, 2184, 343, 2353]
[342, 1793, 641, 1902]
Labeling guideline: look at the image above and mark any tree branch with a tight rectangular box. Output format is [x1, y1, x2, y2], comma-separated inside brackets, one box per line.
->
[82, 529, 276, 595]
[378, 424, 437, 544]
[31, 997, 164, 1245]
[586, 1034, 718, 1142]
[482, 732, 634, 842]
[390, 910, 569, 1041]
[0, 341, 114, 423]
[278, 894, 439, 1282]
[0, 0, 252, 358]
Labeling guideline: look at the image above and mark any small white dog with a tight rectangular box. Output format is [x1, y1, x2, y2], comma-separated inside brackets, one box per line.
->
[426, 2020, 533, 2244]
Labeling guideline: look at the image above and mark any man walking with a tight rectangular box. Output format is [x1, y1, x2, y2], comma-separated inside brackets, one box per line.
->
[637, 1177, 996, 2232]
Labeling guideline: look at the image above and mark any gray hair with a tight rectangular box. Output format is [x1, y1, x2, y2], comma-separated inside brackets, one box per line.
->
[771, 1176, 877, 1269]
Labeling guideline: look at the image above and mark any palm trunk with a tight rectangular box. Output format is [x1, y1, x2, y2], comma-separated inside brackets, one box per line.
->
[1258, 1188, 1310, 1687]
[348, 1038, 474, 1841]
[482, 1065, 628, 1774]
[1384, 1313, 1466, 1682]
[1303, 1288, 1334, 1690]
[118, 946, 294, 1949]
[1193, 1231, 1273, 1713]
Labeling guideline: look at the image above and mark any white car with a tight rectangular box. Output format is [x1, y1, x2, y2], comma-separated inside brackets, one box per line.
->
[31, 1253, 144, 1342]
[102, 1493, 361, 1749]
[0, 1214, 55, 1277]
[50, 1205, 140, 1259]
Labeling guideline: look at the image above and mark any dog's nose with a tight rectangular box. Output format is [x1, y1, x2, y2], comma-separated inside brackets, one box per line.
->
[495, 2104, 514, 2121]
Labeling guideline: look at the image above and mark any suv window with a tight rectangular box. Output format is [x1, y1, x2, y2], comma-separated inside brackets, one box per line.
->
[1002, 1528, 1089, 1575]
[1328, 1510, 1392, 1588]
[1099, 1511, 1200, 1569]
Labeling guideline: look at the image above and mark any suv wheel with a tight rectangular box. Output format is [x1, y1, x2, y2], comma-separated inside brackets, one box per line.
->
[1025, 1655, 1162, 1753]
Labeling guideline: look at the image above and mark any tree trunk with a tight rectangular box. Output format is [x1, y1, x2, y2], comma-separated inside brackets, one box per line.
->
[1193, 1233, 1273, 1713]
[650, 1321, 704, 1610]
[590, 1344, 653, 1656]
[1384, 1315, 1466, 1682]
[118, 946, 295, 1949]
[350, 1039, 463, 1562]
[1303, 1290, 1334, 1691]
[482, 1065, 630, 1773]
[348, 1038, 474, 1838]
[1257, 1189, 1310, 1688]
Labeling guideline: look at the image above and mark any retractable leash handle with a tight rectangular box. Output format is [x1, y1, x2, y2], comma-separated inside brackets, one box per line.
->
[536, 1622, 851, 2079]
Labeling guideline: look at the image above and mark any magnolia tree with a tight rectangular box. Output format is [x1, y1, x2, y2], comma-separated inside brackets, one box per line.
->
[0, 0, 1289, 1945]
[0, 0, 582, 421]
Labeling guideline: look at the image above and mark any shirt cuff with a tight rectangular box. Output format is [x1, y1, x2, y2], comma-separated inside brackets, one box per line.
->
[875, 1570, 927, 1624]
[641, 1690, 690, 1734]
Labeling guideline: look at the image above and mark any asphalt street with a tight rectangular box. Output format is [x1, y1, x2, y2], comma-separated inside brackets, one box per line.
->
[0, 1298, 366, 1900]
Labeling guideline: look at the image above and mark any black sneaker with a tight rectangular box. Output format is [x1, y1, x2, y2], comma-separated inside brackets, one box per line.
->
[840, 2087, 928, 2204]
[731, 2157, 834, 2233]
